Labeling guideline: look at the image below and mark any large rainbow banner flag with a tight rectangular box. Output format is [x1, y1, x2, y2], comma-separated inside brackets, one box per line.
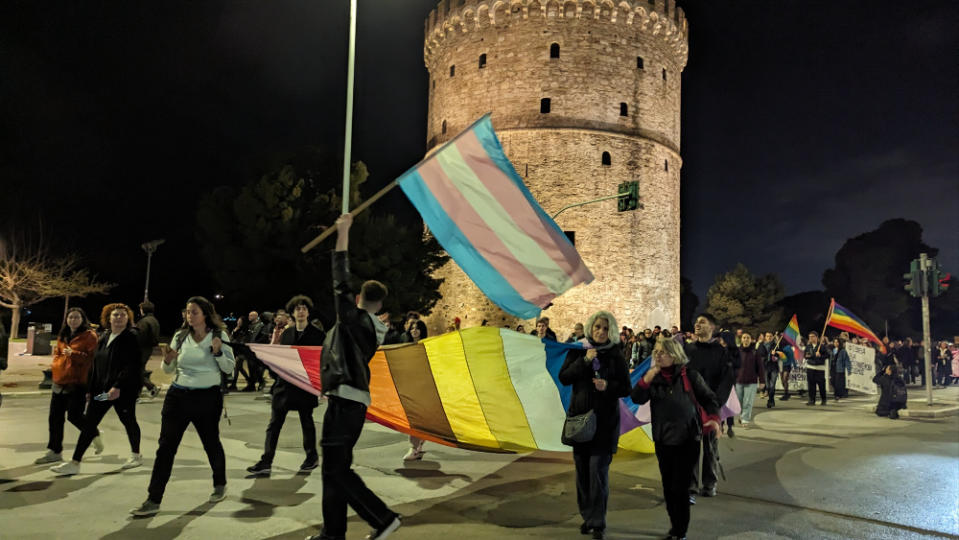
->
[250, 327, 654, 454]
[826, 298, 886, 353]
[396, 115, 594, 319]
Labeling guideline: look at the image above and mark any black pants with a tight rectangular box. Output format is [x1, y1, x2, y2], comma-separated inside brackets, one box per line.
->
[807, 370, 826, 403]
[320, 396, 395, 537]
[232, 354, 250, 388]
[73, 395, 140, 462]
[147, 386, 226, 503]
[140, 348, 156, 391]
[781, 367, 792, 396]
[656, 439, 698, 537]
[262, 403, 317, 464]
[833, 372, 847, 398]
[690, 431, 718, 493]
[48, 389, 97, 454]
[765, 368, 780, 404]
[573, 451, 612, 531]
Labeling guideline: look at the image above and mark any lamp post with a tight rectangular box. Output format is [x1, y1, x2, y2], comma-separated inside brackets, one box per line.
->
[141, 239, 165, 302]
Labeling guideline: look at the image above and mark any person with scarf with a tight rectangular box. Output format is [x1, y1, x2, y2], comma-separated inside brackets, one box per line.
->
[632, 336, 720, 540]
[558, 310, 630, 540]
[832, 338, 852, 400]
[35, 307, 104, 464]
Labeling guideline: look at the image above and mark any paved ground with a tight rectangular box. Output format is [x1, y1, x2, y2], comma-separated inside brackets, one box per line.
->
[1, 345, 958, 539]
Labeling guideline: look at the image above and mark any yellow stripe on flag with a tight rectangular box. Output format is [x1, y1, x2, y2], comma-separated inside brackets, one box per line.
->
[459, 328, 537, 451]
[422, 331, 499, 447]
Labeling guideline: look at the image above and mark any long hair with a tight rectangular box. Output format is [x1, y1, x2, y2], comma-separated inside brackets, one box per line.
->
[180, 296, 226, 333]
[100, 303, 135, 330]
[584, 310, 620, 345]
[58, 307, 90, 341]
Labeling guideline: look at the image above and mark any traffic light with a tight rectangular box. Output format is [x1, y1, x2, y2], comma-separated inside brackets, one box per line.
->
[617, 181, 639, 212]
[928, 260, 951, 297]
[903, 259, 921, 298]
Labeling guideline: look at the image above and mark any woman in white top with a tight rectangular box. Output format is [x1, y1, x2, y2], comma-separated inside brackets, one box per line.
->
[130, 296, 235, 517]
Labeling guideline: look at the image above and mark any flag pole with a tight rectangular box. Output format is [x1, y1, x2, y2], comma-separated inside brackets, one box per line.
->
[301, 179, 399, 253]
[817, 299, 835, 352]
[340, 0, 358, 215]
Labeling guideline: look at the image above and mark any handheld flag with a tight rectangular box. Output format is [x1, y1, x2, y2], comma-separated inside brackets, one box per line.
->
[825, 299, 887, 353]
[782, 314, 801, 348]
[397, 114, 594, 319]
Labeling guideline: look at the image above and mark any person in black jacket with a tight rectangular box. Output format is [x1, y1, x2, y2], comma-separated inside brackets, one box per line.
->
[307, 214, 401, 540]
[136, 301, 161, 398]
[874, 363, 907, 419]
[632, 336, 720, 540]
[558, 310, 630, 540]
[683, 313, 735, 501]
[52, 303, 143, 476]
[247, 294, 325, 475]
[0, 317, 7, 408]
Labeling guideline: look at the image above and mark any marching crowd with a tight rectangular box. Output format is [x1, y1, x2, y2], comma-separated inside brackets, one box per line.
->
[2, 255, 958, 539]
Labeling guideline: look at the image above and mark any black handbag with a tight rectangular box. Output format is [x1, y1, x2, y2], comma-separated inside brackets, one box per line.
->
[561, 409, 597, 445]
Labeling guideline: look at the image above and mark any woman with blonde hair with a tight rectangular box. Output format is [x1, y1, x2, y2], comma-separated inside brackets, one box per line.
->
[559, 310, 630, 540]
[52, 303, 143, 476]
[631, 336, 721, 540]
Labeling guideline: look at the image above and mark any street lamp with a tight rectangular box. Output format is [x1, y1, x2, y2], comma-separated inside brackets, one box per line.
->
[141, 239, 165, 302]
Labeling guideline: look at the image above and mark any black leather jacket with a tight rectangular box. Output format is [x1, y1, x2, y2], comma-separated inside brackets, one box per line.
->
[320, 251, 380, 393]
[273, 324, 325, 410]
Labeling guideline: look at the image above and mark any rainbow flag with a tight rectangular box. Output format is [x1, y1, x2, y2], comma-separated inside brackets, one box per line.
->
[782, 314, 801, 348]
[826, 298, 887, 353]
[397, 115, 594, 319]
[250, 327, 654, 454]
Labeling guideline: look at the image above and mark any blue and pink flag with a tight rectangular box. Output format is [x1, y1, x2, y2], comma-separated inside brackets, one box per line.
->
[398, 114, 594, 319]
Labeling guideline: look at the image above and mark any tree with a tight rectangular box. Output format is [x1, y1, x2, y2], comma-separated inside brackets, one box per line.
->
[704, 263, 786, 335]
[778, 290, 830, 335]
[0, 238, 113, 338]
[822, 219, 936, 338]
[197, 151, 448, 325]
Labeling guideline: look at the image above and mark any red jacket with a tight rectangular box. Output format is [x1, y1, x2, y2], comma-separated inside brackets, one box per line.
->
[51, 330, 98, 386]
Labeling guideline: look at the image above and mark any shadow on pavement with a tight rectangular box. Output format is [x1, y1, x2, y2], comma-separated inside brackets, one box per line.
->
[233, 473, 313, 520]
[394, 459, 473, 490]
[100, 501, 213, 540]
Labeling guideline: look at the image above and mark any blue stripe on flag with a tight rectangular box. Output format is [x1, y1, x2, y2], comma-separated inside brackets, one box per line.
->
[398, 169, 542, 319]
[543, 339, 581, 410]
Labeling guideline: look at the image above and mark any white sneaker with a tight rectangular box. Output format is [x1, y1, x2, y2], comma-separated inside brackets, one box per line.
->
[92, 436, 105, 455]
[122, 453, 143, 469]
[365, 516, 402, 540]
[402, 448, 425, 461]
[51, 461, 80, 476]
[35, 451, 63, 464]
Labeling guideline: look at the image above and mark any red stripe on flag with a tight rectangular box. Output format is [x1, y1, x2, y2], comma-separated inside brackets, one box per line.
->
[293, 346, 323, 391]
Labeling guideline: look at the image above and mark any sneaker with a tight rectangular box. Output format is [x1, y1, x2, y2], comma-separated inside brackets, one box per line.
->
[688, 494, 696, 505]
[35, 451, 63, 464]
[246, 461, 272, 476]
[805, 401, 816, 406]
[365, 515, 401, 540]
[130, 499, 160, 516]
[122, 453, 143, 469]
[305, 534, 344, 540]
[92, 436, 105, 455]
[700, 485, 717, 497]
[727, 426, 735, 438]
[209, 485, 227, 503]
[299, 457, 319, 472]
[580, 522, 591, 535]
[149, 386, 160, 398]
[51, 461, 80, 476]
[402, 447, 425, 461]
[591, 529, 606, 540]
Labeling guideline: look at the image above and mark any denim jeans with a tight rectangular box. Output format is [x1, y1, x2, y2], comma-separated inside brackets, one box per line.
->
[735, 383, 758, 423]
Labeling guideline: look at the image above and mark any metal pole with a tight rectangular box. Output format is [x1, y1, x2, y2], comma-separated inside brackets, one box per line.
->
[552, 192, 639, 219]
[920, 253, 933, 406]
[341, 0, 358, 214]
[143, 249, 153, 302]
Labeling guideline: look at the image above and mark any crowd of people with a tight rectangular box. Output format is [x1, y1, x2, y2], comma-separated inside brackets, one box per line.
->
[3, 260, 959, 540]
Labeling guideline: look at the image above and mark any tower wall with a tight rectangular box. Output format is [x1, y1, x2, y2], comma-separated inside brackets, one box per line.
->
[422, 0, 687, 336]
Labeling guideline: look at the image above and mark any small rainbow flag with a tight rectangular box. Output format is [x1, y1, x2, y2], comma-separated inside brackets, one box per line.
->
[782, 314, 801, 348]
[397, 114, 594, 319]
[826, 299, 887, 353]
[250, 327, 654, 454]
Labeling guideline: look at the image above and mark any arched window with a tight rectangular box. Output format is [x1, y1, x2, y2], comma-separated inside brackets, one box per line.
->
[637, 56, 644, 69]
[602, 152, 611, 166]
[478, 54, 487, 69]
[620, 103, 628, 117]
[550, 43, 560, 59]
[540, 97, 551, 113]
[442, 120, 447, 134]
[450, 65, 456, 77]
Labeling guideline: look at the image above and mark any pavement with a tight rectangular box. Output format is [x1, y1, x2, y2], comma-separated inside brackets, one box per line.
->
[1, 343, 958, 539]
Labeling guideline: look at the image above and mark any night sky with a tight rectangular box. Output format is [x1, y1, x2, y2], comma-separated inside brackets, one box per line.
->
[1, 0, 957, 329]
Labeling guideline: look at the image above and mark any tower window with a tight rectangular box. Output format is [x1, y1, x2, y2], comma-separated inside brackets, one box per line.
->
[432, 79, 436, 89]
[620, 103, 628, 117]
[540, 98, 551, 113]
[662, 68, 667, 81]
[602, 152, 611, 166]
[550, 43, 560, 59]
[637, 56, 644, 69]
[450, 65, 455, 77]
[478, 54, 487, 69]
[664, 159, 669, 171]
[442, 120, 447, 134]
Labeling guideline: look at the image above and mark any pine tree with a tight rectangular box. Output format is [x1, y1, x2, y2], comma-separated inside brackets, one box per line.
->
[705, 263, 785, 334]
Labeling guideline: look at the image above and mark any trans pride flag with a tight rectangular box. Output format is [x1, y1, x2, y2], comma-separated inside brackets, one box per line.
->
[250, 328, 655, 454]
[397, 115, 594, 319]
[826, 298, 887, 353]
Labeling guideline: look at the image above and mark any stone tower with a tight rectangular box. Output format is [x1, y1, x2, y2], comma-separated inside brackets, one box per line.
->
[422, 0, 688, 336]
